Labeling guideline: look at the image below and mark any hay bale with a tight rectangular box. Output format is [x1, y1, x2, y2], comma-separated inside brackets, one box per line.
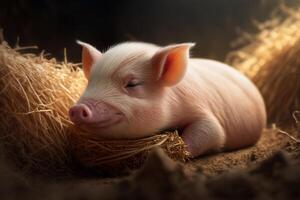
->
[227, 6, 300, 126]
[0, 42, 189, 175]
[0, 41, 85, 174]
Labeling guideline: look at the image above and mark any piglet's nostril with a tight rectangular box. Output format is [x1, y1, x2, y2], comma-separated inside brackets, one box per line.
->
[81, 109, 89, 118]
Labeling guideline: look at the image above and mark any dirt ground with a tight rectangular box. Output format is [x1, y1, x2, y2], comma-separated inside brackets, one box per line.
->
[1, 127, 300, 199]
[189, 128, 300, 175]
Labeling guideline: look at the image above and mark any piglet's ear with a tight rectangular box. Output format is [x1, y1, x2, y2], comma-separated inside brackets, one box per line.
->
[152, 43, 195, 86]
[77, 40, 102, 79]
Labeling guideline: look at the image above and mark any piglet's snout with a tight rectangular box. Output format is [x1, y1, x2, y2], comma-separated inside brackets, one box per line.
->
[69, 104, 94, 124]
[69, 100, 122, 128]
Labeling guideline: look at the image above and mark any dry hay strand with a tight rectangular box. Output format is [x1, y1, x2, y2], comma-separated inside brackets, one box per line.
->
[0, 41, 189, 175]
[293, 110, 300, 132]
[227, 5, 300, 126]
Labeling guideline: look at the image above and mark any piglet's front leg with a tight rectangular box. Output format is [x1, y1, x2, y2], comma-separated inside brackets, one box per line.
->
[181, 112, 226, 157]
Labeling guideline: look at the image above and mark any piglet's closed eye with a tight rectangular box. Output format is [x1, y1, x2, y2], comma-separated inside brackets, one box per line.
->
[77, 40, 102, 79]
[152, 43, 195, 86]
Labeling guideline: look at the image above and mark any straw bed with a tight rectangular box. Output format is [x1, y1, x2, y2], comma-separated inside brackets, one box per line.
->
[0, 41, 85, 174]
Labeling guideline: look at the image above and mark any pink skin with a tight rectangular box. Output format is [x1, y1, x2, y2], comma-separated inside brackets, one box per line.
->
[69, 41, 266, 158]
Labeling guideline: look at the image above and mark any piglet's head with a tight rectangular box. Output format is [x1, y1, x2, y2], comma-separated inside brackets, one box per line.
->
[69, 41, 194, 139]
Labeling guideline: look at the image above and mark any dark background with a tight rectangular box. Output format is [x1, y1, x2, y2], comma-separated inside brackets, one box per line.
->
[0, 0, 299, 62]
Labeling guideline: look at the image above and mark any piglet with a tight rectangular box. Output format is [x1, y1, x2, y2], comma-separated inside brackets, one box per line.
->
[69, 41, 266, 157]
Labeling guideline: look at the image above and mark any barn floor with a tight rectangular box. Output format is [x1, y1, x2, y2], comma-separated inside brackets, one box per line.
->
[1, 127, 300, 199]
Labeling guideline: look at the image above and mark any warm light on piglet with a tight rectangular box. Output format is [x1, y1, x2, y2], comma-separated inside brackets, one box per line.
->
[69, 40, 266, 157]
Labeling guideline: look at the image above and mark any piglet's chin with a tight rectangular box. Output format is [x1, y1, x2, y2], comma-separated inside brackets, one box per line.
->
[77, 117, 124, 134]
